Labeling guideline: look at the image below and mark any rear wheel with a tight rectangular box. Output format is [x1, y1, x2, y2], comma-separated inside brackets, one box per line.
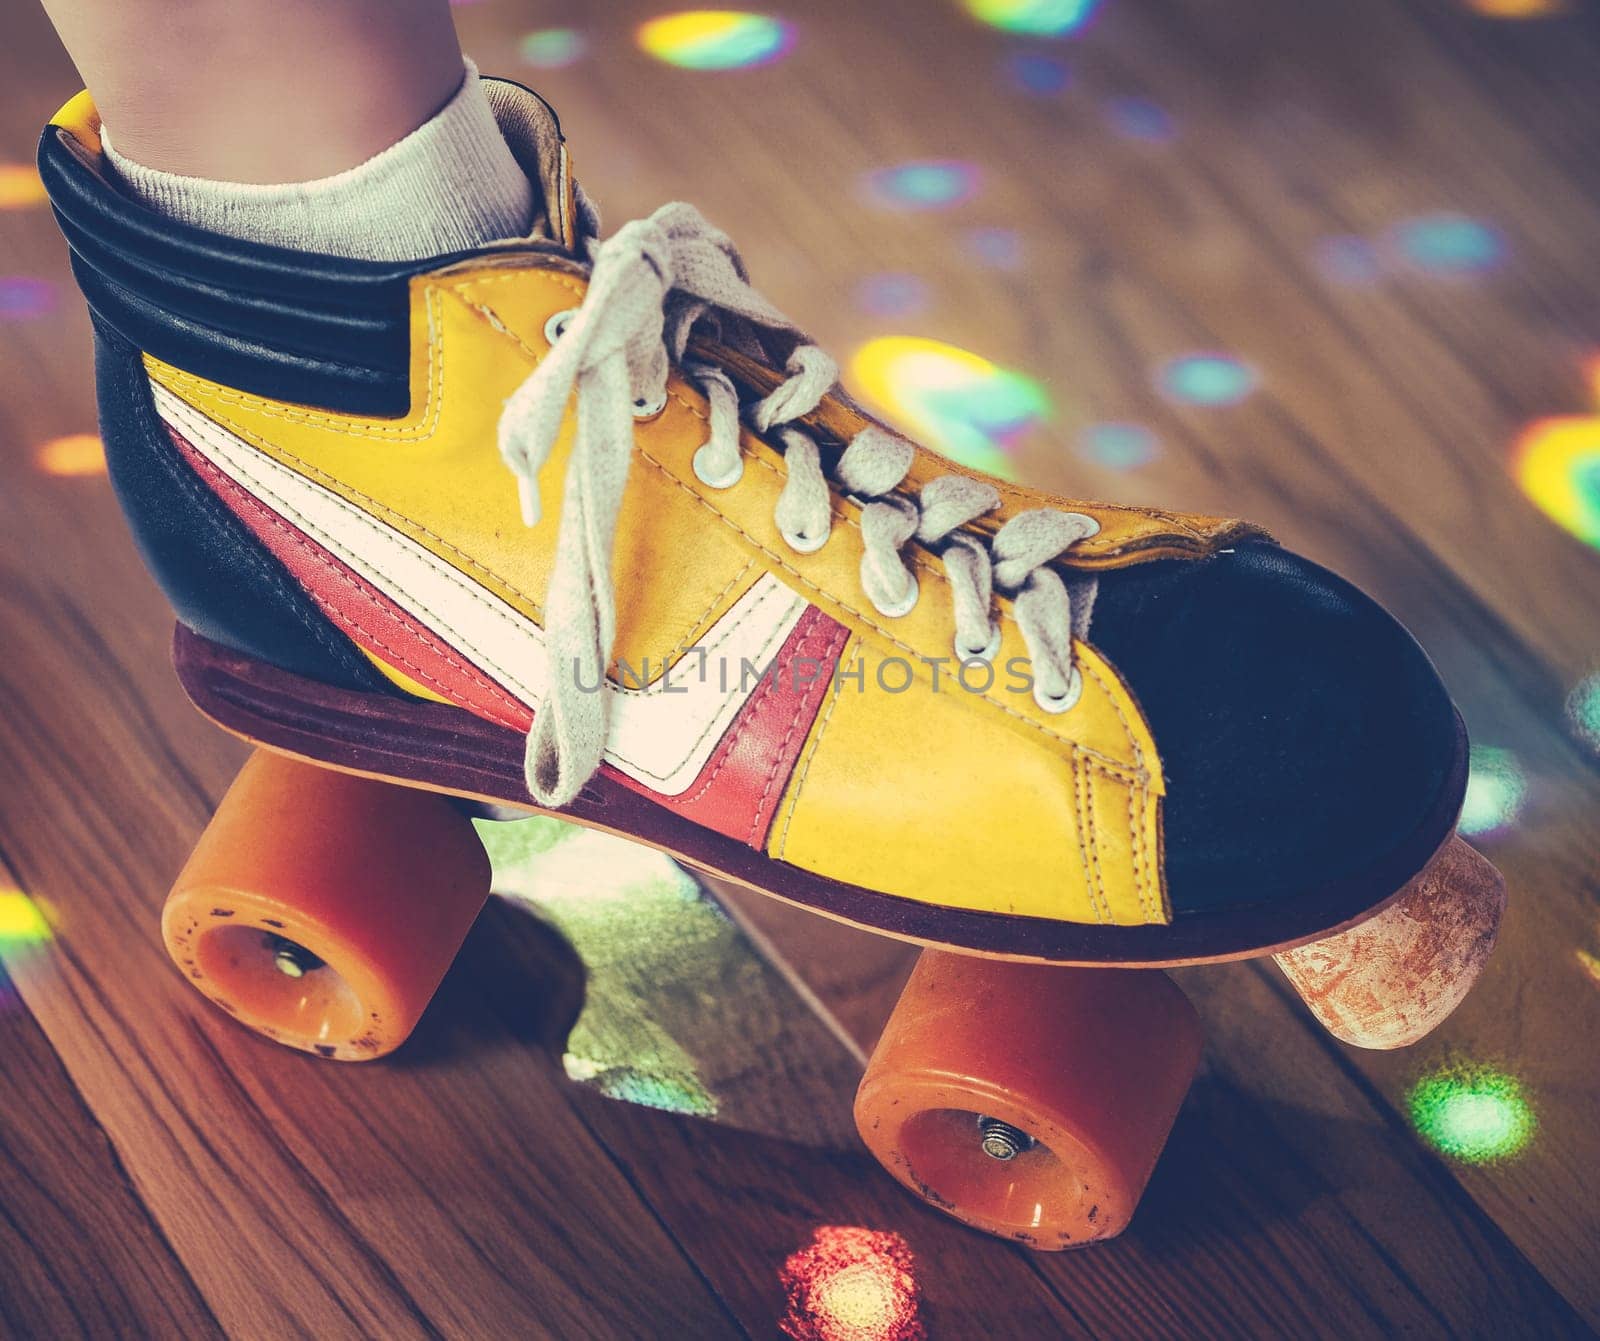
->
[162, 750, 491, 1060]
[855, 951, 1201, 1248]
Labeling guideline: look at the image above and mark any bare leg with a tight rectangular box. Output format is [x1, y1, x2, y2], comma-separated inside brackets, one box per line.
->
[38, 0, 464, 182]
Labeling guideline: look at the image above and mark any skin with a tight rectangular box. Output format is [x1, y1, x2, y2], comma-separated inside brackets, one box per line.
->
[38, 0, 467, 181]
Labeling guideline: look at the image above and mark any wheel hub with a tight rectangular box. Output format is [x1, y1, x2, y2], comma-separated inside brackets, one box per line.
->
[269, 935, 324, 980]
[977, 1116, 1035, 1161]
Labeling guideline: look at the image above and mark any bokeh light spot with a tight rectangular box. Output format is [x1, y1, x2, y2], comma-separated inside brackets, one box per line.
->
[1391, 213, 1506, 276]
[855, 273, 932, 319]
[962, 0, 1100, 36]
[1465, 0, 1565, 15]
[638, 11, 795, 70]
[1103, 96, 1176, 143]
[1004, 51, 1071, 96]
[1575, 948, 1600, 990]
[1314, 235, 1383, 286]
[964, 226, 1023, 270]
[0, 163, 48, 210]
[1156, 352, 1258, 407]
[0, 277, 56, 320]
[1458, 745, 1527, 838]
[780, 1226, 925, 1341]
[852, 336, 1052, 479]
[1077, 421, 1160, 470]
[1566, 671, 1600, 753]
[0, 892, 52, 948]
[519, 28, 588, 69]
[36, 434, 107, 478]
[1512, 412, 1600, 552]
[861, 161, 982, 212]
[1407, 1063, 1535, 1163]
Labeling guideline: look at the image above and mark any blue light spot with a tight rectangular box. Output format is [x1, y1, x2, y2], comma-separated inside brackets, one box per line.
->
[1157, 353, 1258, 407]
[861, 161, 982, 212]
[1077, 422, 1160, 470]
[1103, 96, 1175, 143]
[519, 28, 587, 69]
[964, 227, 1024, 270]
[0, 276, 54, 319]
[856, 273, 932, 318]
[1004, 52, 1071, 96]
[1314, 235, 1383, 286]
[1392, 213, 1506, 276]
[1459, 745, 1528, 838]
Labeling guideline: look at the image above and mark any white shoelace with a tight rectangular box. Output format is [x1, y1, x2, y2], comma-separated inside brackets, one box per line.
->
[499, 201, 1099, 807]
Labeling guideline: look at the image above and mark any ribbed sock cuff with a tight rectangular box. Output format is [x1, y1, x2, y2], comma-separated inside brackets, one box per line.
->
[101, 59, 537, 262]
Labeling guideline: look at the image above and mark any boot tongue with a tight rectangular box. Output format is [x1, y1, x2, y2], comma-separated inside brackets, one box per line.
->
[481, 78, 583, 250]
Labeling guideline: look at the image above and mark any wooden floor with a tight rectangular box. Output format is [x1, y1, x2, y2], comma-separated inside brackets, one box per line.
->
[3, 0, 1599, 1336]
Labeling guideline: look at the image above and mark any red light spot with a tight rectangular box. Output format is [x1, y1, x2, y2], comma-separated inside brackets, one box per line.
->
[780, 1225, 925, 1341]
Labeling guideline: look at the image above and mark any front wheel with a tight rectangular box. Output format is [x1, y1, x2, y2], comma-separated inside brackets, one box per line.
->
[162, 750, 491, 1060]
[854, 951, 1201, 1248]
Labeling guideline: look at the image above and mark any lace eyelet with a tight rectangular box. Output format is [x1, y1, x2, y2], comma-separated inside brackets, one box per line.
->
[1034, 665, 1084, 715]
[781, 525, 829, 555]
[873, 573, 920, 619]
[543, 308, 577, 346]
[633, 389, 670, 420]
[954, 622, 1002, 665]
[693, 444, 744, 489]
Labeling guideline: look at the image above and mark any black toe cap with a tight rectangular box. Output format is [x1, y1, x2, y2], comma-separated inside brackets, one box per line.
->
[1088, 542, 1462, 916]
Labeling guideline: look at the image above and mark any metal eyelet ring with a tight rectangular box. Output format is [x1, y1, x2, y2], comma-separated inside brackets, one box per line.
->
[633, 388, 670, 420]
[543, 308, 577, 346]
[874, 572, 920, 619]
[693, 444, 744, 489]
[780, 525, 829, 555]
[1034, 665, 1084, 715]
[953, 622, 1002, 665]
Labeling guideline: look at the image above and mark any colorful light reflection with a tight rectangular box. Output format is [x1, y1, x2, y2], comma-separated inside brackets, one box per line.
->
[1156, 352, 1258, 407]
[1407, 1063, 1535, 1164]
[1004, 51, 1070, 96]
[1391, 213, 1506, 276]
[780, 1226, 925, 1341]
[1566, 671, 1600, 753]
[1103, 96, 1176, 143]
[861, 161, 982, 213]
[1314, 235, 1383, 287]
[962, 0, 1100, 36]
[1077, 421, 1160, 470]
[0, 277, 55, 320]
[851, 335, 1052, 479]
[964, 226, 1023, 270]
[519, 28, 588, 69]
[1512, 405, 1600, 553]
[1575, 948, 1600, 990]
[0, 163, 48, 210]
[1458, 745, 1528, 839]
[1465, 0, 1565, 16]
[36, 434, 107, 477]
[0, 891, 52, 948]
[638, 11, 795, 70]
[856, 273, 932, 319]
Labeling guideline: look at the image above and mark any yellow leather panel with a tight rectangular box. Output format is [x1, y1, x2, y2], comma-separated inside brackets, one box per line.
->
[771, 637, 1164, 924]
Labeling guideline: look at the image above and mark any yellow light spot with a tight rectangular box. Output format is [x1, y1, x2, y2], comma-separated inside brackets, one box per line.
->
[1466, 0, 1564, 15]
[0, 891, 52, 946]
[0, 163, 47, 210]
[36, 433, 107, 477]
[850, 335, 1052, 479]
[1576, 947, 1600, 988]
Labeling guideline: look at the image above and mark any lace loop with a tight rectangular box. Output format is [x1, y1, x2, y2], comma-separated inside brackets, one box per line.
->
[497, 202, 1095, 806]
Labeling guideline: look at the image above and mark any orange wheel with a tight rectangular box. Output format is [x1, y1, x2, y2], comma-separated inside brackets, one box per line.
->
[855, 951, 1201, 1249]
[162, 750, 491, 1060]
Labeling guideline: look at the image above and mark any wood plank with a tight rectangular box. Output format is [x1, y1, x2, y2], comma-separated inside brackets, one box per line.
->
[0, 871, 221, 1340]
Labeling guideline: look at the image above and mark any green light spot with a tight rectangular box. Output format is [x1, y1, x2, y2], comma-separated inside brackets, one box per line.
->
[1407, 1063, 1534, 1163]
[0, 891, 52, 948]
[1458, 745, 1527, 838]
[1567, 672, 1600, 754]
